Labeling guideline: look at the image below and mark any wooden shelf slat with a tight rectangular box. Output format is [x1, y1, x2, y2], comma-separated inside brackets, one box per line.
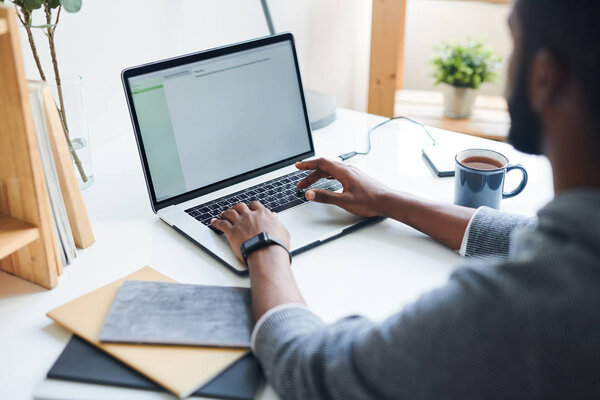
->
[0, 215, 40, 260]
[0, 18, 7, 35]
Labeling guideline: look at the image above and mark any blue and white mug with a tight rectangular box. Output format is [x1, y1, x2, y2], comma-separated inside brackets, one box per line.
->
[454, 148, 528, 209]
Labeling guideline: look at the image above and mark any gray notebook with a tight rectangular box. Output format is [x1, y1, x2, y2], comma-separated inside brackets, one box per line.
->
[99, 280, 252, 348]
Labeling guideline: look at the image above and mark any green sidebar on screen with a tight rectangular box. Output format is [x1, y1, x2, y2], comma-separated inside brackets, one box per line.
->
[130, 77, 186, 201]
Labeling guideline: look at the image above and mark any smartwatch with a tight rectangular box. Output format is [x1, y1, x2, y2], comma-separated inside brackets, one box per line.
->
[240, 232, 292, 267]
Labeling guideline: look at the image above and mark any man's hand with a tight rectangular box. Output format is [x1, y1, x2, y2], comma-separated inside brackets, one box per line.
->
[211, 201, 290, 263]
[212, 202, 302, 321]
[296, 158, 392, 217]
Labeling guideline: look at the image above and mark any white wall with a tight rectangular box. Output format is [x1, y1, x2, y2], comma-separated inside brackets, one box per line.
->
[18, 0, 269, 146]
[16, 0, 513, 148]
[17, 0, 373, 148]
[268, 0, 373, 113]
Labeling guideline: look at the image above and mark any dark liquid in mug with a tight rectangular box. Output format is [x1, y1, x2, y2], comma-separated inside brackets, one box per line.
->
[461, 156, 504, 170]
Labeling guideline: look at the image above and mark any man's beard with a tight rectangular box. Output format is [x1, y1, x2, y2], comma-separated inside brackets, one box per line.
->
[507, 56, 544, 155]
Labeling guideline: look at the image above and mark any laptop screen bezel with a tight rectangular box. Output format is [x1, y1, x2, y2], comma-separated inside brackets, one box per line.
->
[122, 33, 315, 213]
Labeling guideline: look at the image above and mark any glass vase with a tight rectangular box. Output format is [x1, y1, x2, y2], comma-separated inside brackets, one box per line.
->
[50, 73, 94, 189]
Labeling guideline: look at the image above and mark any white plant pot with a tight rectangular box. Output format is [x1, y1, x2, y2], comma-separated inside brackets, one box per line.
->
[442, 84, 478, 119]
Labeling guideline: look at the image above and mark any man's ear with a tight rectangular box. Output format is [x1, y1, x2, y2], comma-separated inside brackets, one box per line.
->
[529, 49, 566, 112]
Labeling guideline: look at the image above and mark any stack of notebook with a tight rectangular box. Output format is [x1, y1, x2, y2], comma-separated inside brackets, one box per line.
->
[29, 81, 78, 268]
[39, 267, 264, 399]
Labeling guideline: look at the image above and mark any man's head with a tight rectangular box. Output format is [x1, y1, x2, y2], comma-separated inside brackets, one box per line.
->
[506, 0, 600, 155]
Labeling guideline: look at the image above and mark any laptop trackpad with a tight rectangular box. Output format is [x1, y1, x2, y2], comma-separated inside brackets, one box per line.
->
[173, 201, 365, 274]
[278, 201, 365, 250]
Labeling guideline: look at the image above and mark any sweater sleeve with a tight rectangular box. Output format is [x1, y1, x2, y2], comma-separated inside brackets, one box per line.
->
[252, 263, 534, 400]
[462, 207, 537, 260]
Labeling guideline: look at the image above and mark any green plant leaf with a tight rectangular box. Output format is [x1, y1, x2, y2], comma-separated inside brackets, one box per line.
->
[49, 0, 61, 8]
[60, 0, 82, 12]
[23, 0, 43, 10]
[429, 39, 501, 89]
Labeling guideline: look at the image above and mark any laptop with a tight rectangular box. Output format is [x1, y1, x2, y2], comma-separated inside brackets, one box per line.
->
[122, 33, 380, 274]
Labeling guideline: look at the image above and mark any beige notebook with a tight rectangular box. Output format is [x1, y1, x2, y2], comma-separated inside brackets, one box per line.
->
[47, 266, 247, 398]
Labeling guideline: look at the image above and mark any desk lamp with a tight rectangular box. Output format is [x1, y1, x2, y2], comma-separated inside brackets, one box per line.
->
[260, 0, 337, 130]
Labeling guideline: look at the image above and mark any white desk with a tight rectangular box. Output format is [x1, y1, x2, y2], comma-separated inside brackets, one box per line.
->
[0, 108, 554, 399]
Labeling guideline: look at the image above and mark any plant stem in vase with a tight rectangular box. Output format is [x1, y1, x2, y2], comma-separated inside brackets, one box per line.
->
[15, 8, 47, 81]
[43, 3, 88, 183]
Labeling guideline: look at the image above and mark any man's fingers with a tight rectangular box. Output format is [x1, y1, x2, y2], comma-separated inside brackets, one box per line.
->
[305, 189, 345, 206]
[211, 217, 232, 233]
[220, 208, 239, 223]
[295, 158, 346, 179]
[297, 170, 328, 189]
[232, 202, 250, 214]
[249, 201, 265, 211]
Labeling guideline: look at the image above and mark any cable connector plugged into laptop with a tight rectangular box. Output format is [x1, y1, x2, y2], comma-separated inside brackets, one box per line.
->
[338, 151, 357, 161]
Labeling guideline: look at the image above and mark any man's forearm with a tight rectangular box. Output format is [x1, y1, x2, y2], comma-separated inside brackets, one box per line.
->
[377, 191, 476, 251]
[247, 246, 305, 321]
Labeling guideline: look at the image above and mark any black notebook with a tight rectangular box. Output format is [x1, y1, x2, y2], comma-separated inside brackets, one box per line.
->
[47, 335, 263, 400]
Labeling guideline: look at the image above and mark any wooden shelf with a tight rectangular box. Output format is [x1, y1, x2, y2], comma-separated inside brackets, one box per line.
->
[1, 5, 61, 288]
[0, 215, 40, 260]
[394, 89, 509, 142]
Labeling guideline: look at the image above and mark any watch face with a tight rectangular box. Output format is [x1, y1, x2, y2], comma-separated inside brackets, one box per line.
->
[246, 236, 262, 248]
[242, 232, 290, 267]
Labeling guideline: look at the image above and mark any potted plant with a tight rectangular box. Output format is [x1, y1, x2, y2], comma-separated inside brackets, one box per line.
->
[430, 39, 501, 118]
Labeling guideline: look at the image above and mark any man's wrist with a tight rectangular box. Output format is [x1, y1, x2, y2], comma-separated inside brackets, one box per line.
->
[375, 190, 403, 218]
[376, 190, 417, 222]
[246, 244, 291, 269]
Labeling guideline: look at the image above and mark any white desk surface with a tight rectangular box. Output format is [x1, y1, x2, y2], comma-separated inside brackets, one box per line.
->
[0, 108, 554, 399]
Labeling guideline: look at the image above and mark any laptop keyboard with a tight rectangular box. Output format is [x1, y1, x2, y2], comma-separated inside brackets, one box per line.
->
[184, 170, 343, 234]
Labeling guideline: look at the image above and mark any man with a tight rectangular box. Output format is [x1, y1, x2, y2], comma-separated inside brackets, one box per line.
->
[211, 0, 600, 398]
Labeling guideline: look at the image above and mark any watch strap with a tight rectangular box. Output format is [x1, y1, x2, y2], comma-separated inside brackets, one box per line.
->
[240, 232, 292, 267]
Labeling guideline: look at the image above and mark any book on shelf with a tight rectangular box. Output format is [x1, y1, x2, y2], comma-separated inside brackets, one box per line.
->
[28, 81, 77, 268]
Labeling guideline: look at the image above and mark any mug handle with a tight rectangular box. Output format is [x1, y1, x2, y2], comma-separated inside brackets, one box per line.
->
[503, 164, 528, 199]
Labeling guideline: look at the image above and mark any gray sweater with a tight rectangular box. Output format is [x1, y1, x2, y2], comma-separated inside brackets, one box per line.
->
[252, 189, 600, 399]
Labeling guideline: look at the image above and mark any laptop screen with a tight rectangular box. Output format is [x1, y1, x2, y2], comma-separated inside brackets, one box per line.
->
[124, 36, 313, 207]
